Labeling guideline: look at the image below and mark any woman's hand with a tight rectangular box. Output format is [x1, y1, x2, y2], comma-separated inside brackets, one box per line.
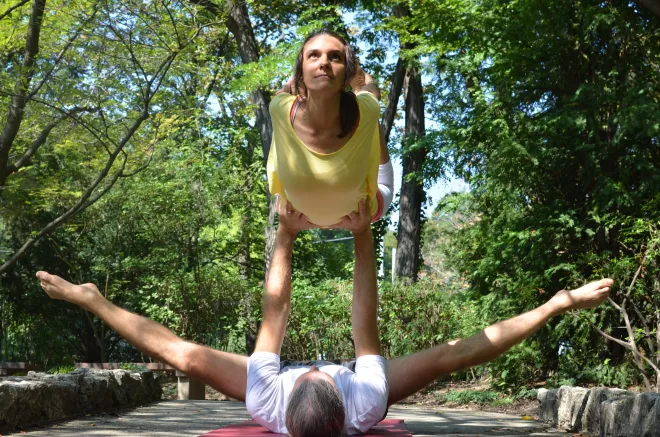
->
[276, 77, 295, 95]
[350, 65, 380, 100]
[350, 64, 367, 89]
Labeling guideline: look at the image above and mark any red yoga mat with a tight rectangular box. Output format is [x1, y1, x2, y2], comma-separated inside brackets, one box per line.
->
[199, 419, 412, 437]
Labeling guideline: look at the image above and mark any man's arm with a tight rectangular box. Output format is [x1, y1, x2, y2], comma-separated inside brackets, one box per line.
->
[253, 225, 295, 355]
[352, 226, 381, 357]
[332, 199, 381, 357]
[254, 200, 315, 354]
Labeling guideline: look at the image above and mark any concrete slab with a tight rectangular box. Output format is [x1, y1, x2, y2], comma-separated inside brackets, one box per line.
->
[7, 401, 567, 436]
[388, 405, 565, 436]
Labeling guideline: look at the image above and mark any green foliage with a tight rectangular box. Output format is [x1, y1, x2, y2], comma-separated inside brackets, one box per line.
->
[47, 365, 76, 374]
[513, 387, 538, 401]
[2, 0, 658, 393]
[436, 390, 499, 405]
[119, 363, 148, 372]
[379, 279, 483, 358]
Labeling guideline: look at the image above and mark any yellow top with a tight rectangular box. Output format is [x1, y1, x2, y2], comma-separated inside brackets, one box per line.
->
[267, 92, 381, 226]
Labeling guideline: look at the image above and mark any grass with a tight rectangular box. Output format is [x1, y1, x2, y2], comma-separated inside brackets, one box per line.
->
[435, 387, 538, 407]
[47, 365, 76, 374]
[436, 390, 499, 405]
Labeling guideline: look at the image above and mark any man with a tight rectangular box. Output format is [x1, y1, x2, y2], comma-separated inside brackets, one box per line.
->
[37, 200, 613, 437]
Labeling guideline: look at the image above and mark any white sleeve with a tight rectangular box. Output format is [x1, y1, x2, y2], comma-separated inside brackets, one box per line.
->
[352, 355, 389, 433]
[377, 160, 394, 214]
[245, 352, 283, 429]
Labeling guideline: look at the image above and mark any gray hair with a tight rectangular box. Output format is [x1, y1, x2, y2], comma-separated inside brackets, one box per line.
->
[285, 377, 345, 437]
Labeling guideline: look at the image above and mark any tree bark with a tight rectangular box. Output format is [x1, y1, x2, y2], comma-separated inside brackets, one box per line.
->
[634, 0, 660, 19]
[395, 63, 426, 281]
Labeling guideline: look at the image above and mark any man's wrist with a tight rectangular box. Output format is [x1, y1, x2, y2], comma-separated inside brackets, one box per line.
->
[353, 228, 373, 242]
[277, 224, 298, 239]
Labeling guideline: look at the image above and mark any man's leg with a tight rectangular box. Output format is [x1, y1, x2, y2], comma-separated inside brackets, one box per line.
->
[37, 272, 248, 401]
[386, 279, 613, 405]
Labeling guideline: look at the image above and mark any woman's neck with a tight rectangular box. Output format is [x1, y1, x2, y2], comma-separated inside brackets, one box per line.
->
[302, 91, 341, 133]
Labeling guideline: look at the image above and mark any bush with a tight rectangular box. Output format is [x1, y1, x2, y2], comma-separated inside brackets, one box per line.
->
[47, 365, 76, 374]
[436, 390, 499, 405]
[278, 277, 486, 362]
[119, 363, 148, 372]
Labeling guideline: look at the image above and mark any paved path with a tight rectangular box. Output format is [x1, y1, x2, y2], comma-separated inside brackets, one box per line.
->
[7, 401, 566, 436]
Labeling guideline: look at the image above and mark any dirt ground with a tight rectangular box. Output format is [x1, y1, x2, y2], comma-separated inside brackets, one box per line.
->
[160, 376, 540, 418]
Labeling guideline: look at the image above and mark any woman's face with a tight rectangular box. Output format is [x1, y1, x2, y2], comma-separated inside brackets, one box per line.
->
[301, 34, 346, 95]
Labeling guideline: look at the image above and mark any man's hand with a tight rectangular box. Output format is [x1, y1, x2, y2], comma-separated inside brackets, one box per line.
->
[277, 199, 315, 236]
[37, 271, 102, 311]
[549, 278, 614, 316]
[327, 199, 371, 235]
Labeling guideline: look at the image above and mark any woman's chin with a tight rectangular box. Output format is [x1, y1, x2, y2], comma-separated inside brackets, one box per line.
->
[305, 86, 343, 97]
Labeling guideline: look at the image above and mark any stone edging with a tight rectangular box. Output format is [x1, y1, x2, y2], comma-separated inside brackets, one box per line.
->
[0, 368, 162, 432]
[537, 385, 659, 436]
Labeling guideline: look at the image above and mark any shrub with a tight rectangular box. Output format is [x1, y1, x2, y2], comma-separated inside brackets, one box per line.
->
[436, 390, 499, 405]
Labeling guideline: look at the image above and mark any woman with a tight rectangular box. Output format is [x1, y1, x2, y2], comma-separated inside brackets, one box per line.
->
[267, 29, 394, 227]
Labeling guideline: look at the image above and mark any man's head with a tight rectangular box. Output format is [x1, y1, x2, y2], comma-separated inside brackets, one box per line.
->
[286, 366, 345, 437]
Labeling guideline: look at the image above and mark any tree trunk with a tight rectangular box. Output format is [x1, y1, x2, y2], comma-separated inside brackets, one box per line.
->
[395, 63, 426, 281]
[225, 0, 272, 167]
[370, 56, 406, 264]
[634, 0, 660, 19]
[0, 0, 46, 185]
[381, 57, 406, 145]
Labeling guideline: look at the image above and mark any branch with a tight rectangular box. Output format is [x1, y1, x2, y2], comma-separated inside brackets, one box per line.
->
[162, 1, 181, 47]
[187, 0, 222, 16]
[6, 106, 97, 174]
[582, 315, 659, 382]
[0, 111, 148, 275]
[28, 5, 100, 99]
[0, 0, 29, 22]
[630, 298, 657, 359]
[5, 121, 57, 174]
[381, 57, 406, 146]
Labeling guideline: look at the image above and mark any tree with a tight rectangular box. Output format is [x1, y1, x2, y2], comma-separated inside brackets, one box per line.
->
[0, 0, 206, 275]
[395, 60, 426, 280]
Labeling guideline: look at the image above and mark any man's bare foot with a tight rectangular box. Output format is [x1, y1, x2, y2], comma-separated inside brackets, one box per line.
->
[550, 278, 614, 314]
[36, 271, 102, 310]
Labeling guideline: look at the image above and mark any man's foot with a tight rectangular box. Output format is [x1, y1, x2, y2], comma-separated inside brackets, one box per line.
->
[36, 271, 102, 310]
[551, 278, 614, 314]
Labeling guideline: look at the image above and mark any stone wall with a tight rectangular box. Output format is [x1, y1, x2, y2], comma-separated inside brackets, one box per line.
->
[0, 368, 162, 432]
[538, 386, 660, 436]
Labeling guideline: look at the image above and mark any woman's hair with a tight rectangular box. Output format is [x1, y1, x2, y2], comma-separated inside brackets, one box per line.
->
[292, 29, 359, 139]
[285, 377, 345, 437]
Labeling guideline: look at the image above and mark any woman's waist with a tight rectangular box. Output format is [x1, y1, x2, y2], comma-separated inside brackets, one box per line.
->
[286, 190, 377, 226]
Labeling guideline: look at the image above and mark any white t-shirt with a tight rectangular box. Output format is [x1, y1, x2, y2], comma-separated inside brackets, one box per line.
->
[245, 352, 388, 435]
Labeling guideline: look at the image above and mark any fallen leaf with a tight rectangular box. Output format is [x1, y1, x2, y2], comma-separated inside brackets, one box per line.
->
[521, 415, 534, 420]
